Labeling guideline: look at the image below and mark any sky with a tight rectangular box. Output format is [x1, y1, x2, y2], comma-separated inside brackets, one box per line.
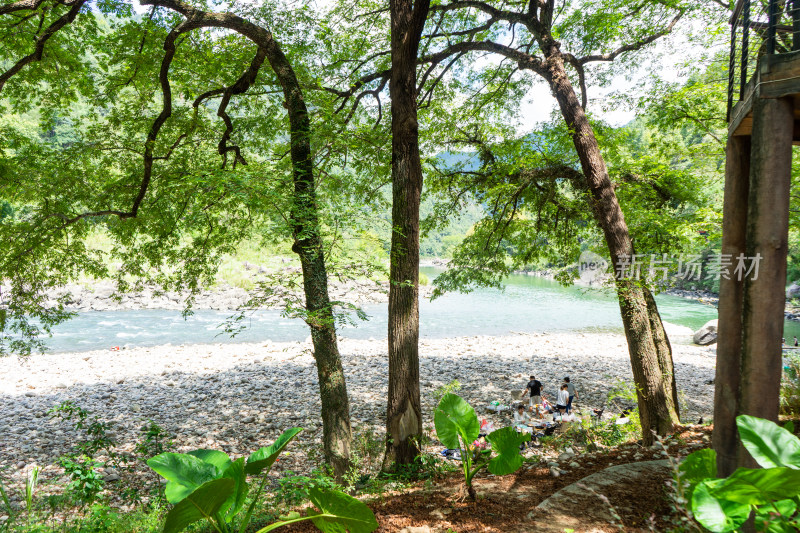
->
[516, 23, 725, 129]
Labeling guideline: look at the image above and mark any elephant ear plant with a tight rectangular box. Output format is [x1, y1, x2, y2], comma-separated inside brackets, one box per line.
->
[678, 416, 800, 532]
[147, 428, 378, 533]
[434, 393, 529, 501]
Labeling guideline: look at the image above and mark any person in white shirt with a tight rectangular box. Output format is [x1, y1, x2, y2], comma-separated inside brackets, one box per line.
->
[513, 404, 532, 434]
[556, 384, 570, 414]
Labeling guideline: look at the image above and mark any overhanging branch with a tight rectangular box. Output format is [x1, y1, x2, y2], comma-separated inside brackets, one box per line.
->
[0, 0, 87, 92]
[578, 11, 684, 64]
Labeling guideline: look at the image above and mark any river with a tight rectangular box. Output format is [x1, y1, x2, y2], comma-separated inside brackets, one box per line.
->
[37, 267, 800, 353]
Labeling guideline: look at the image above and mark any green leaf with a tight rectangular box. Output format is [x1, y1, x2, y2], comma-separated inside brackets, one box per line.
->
[712, 467, 800, 505]
[486, 426, 529, 476]
[306, 487, 378, 533]
[434, 393, 480, 450]
[147, 453, 221, 504]
[221, 458, 248, 523]
[679, 448, 717, 499]
[737, 415, 800, 469]
[162, 478, 235, 533]
[246, 427, 303, 475]
[691, 479, 751, 532]
[754, 499, 798, 532]
[187, 449, 232, 472]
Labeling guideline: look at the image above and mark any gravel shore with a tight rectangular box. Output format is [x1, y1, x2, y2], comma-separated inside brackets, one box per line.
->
[0, 331, 716, 486]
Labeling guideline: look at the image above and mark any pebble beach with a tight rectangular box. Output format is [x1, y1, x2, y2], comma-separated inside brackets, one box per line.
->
[0, 330, 716, 489]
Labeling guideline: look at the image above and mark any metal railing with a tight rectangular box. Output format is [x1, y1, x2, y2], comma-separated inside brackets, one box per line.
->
[727, 0, 800, 121]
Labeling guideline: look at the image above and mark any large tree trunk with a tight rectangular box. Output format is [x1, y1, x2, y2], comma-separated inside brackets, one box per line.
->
[542, 42, 680, 443]
[644, 285, 681, 415]
[383, 0, 431, 468]
[272, 44, 353, 480]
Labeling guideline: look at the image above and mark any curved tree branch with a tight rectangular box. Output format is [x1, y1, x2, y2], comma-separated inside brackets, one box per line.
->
[563, 52, 587, 109]
[0, 0, 87, 92]
[578, 11, 684, 64]
[420, 39, 546, 75]
[430, 0, 540, 33]
[213, 46, 268, 169]
[0, 0, 47, 16]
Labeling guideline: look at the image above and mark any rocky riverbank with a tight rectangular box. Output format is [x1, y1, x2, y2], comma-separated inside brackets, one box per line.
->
[24, 272, 434, 312]
[0, 332, 716, 490]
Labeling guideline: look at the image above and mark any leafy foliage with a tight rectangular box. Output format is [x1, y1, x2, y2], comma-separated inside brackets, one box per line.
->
[679, 416, 800, 532]
[147, 427, 378, 533]
[59, 455, 106, 507]
[433, 393, 528, 500]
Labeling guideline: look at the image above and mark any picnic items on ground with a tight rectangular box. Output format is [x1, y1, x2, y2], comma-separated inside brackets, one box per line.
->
[486, 400, 511, 413]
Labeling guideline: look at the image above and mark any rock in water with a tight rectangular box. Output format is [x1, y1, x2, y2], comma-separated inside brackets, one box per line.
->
[693, 319, 718, 346]
[787, 282, 800, 299]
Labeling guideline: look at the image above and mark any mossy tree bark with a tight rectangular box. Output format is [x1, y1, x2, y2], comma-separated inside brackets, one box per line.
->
[141, 0, 354, 479]
[282, 57, 354, 481]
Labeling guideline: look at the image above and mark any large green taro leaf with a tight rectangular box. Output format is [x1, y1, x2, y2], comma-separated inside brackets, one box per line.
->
[434, 393, 479, 450]
[187, 449, 231, 472]
[486, 426, 529, 476]
[737, 415, 800, 469]
[147, 453, 220, 504]
[220, 457, 247, 523]
[712, 467, 800, 505]
[246, 427, 302, 475]
[306, 487, 379, 533]
[162, 478, 235, 533]
[692, 479, 751, 533]
[678, 448, 717, 499]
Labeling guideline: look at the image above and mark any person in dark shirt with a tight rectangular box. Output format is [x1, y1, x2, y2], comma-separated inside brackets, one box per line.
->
[521, 375, 545, 408]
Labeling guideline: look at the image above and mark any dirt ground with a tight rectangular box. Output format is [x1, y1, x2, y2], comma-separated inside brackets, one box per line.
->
[281, 426, 712, 533]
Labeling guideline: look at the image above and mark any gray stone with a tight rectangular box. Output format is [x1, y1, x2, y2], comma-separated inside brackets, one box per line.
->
[693, 319, 718, 346]
[530, 460, 670, 532]
[788, 283, 800, 299]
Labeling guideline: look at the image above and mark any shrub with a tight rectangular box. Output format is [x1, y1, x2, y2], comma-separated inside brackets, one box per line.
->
[135, 421, 175, 461]
[782, 354, 800, 416]
[273, 469, 339, 509]
[432, 379, 462, 404]
[59, 455, 106, 506]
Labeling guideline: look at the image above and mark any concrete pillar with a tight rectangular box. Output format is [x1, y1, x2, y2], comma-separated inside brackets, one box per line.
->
[739, 96, 794, 467]
[714, 134, 750, 477]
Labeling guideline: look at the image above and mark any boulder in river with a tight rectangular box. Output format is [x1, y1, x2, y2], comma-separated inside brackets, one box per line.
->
[693, 319, 718, 346]
[788, 283, 800, 299]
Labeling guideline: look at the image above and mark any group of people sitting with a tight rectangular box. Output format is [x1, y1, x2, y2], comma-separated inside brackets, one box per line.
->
[512, 375, 579, 434]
